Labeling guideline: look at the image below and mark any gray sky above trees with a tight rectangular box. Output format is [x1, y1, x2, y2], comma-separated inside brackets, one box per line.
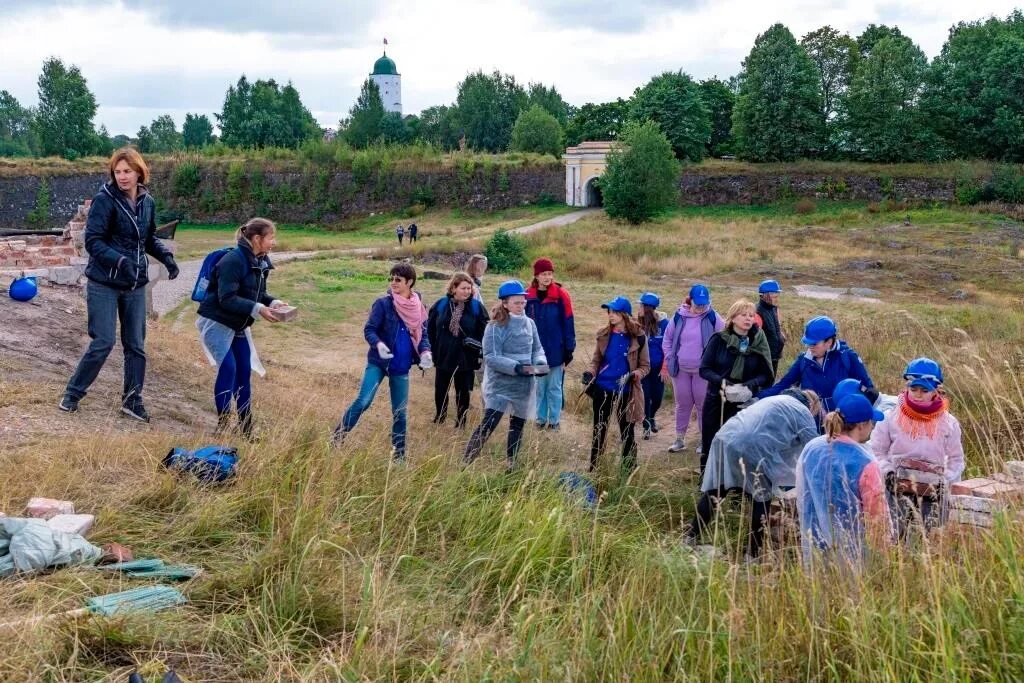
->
[0, 0, 1018, 135]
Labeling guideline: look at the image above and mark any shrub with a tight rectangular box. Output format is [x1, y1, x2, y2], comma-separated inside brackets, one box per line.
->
[225, 160, 247, 207]
[172, 161, 201, 198]
[602, 121, 679, 224]
[26, 178, 50, 228]
[404, 203, 427, 218]
[990, 164, 1024, 204]
[794, 198, 816, 214]
[411, 185, 435, 207]
[485, 230, 528, 273]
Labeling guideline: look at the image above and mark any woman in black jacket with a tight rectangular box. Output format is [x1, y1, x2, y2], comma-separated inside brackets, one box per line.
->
[428, 272, 489, 428]
[61, 147, 179, 422]
[196, 218, 288, 437]
[698, 299, 775, 475]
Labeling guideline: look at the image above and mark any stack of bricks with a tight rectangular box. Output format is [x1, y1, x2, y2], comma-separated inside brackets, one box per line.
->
[948, 461, 1024, 527]
[0, 201, 90, 286]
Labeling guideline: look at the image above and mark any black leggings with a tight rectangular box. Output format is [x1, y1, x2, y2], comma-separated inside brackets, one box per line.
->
[434, 366, 474, 427]
[700, 396, 740, 475]
[590, 387, 637, 473]
[689, 487, 772, 557]
[464, 408, 526, 465]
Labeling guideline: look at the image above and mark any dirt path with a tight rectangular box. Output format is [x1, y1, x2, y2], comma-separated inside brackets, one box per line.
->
[509, 208, 601, 235]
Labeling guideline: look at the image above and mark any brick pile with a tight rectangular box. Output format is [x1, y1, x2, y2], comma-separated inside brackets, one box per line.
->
[0, 201, 89, 286]
[949, 461, 1024, 527]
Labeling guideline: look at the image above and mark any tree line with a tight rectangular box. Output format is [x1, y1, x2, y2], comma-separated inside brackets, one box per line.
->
[1, 11, 1021, 163]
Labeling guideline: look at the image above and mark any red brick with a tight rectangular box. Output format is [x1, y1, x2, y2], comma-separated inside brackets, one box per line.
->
[950, 478, 998, 496]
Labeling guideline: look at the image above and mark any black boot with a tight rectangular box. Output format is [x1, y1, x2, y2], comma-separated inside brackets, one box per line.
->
[238, 408, 255, 441]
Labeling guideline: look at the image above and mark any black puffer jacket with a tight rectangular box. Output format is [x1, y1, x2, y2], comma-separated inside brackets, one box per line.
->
[196, 240, 276, 331]
[699, 325, 775, 396]
[426, 295, 489, 371]
[83, 182, 175, 289]
[756, 299, 785, 361]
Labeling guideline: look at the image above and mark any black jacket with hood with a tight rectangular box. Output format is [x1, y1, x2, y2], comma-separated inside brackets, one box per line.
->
[197, 239, 276, 332]
[83, 181, 176, 290]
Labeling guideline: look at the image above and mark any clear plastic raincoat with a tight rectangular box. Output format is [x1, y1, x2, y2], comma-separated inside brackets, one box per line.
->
[481, 314, 547, 419]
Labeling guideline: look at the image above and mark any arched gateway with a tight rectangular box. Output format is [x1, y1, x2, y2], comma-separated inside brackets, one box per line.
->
[564, 141, 619, 207]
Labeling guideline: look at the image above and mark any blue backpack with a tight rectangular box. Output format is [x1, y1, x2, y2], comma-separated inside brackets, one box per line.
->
[191, 247, 234, 302]
[162, 445, 238, 484]
[557, 471, 597, 510]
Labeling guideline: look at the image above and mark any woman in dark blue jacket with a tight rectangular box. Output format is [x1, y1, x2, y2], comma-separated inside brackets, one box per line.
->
[196, 218, 286, 437]
[525, 257, 575, 430]
[637, 292, 668, 440]
[331, 263, 432, 462]
[62, 148, 178, 422]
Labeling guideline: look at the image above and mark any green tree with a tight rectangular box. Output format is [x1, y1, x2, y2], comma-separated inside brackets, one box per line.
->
[527, 82, 570, 126]
[857, 23, 904, 58]
[732, 23, 822, 162]
[418, 105, 461, 150]
[630, 71, 710, 162]
[379, 112, 410, 144]
[698, 78, 736, 156]
[602, 121, 679, 224]
[95, 124, 114, 156]
[484, 230, 528, 273]
[344, 78, 385, 148]
[33, 58, 99, 158]
[148, 114, 183, 153]
[509, 104, 564, 156]
[217, 76, 319, 148]
[111, 134, 131, 148]
[182, 113, 214, 148]
[0, 90, 36, 157]
[843, 35, 937, 161]
[801, 25, 859, 156]
[455, 70, 527, 152]
[921, 11, 1024, 161]
[565, 99, 630, 145]
[135, 125, 153, 153]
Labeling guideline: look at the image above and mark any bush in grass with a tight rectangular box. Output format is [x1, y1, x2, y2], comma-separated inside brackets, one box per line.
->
[794, 198, 816, 214]
[602, 121, 679, 224]
[485, 230, 527, 273]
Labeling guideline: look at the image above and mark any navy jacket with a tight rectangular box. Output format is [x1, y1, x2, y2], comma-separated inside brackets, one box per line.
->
[759, 340, 875, 412]
[364, 291, 431, 376]
[525, 282, 576, 367]
[84, 182, 175, 290]
[197, 240, 275, 332]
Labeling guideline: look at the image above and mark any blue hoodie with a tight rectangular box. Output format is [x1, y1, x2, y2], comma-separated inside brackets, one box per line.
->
[758, 340, 874, 413]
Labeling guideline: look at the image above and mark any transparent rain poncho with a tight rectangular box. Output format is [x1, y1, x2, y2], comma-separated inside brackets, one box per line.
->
[700, 393, 819, 502]
[481, 314, 547, 419]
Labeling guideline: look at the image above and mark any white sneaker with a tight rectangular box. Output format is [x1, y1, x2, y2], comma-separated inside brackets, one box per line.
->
[695, 444, 703, 456]
[667, 437, 686, 453]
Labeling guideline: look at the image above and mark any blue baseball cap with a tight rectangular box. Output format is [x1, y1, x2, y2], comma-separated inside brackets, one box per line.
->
[689, 284, 711, 306]
[836, 394, 884, 424]
[602, 296, 632, 315]
[638, 292, 660, 308]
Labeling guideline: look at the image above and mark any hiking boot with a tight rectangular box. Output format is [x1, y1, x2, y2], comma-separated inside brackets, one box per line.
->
[650, 420, 659, 434]
[535, 421, 547, 430]
[216, 412, 232, 432]
[121, 400, 150, 423]
[238, 410, 255, 441]
[329, 426, 347, 449]
[667, 436, 686, 453]
[58, 394, 79, 413]
[547, 423, 560, 432]
[643, 427, 652, 440]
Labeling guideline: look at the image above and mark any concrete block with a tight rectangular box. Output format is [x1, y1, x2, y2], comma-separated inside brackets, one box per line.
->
[46, 513, 95, 536]
[49, 265, 82, 285]
[1004, 461, 1024, 482]
[949, 494, 1005, 514]
[950, 508, 994, 528]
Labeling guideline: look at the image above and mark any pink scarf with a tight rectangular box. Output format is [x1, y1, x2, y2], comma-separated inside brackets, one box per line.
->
[392, 291, 427, 347]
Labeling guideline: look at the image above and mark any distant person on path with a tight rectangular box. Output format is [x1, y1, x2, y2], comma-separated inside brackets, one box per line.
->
[581, 296, 650, 475]
[759, 315, 876, 417]
[754, 279, 786, 375]
[871, 357, 964, 537]
[698, 299, 775, 477]
[408, 222, 418, 243]
[796, 394, 892, 567]
[525, 258, 576, 430]
[636, 292, 668, 440]
[466, 254, 488, 303]
[464, 280, 546, 470]
[686, 389, 820, 559]
[396, 224, 405, 245]
[196, 218, 289, 439]
[61, 147, 180, 422]
[331, 263, 432, 462]
[661, 284, 724, 455]
[427, 273, 489, 428]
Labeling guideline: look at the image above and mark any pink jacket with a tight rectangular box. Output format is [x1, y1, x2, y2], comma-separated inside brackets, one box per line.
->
[871, 410, 965, 483]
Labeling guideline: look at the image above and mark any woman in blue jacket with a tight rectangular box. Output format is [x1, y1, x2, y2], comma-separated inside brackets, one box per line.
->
[637, 292, 668, 440]
[525, 257, 575, 430]
[331, 263, 432, 462]
[759, 315, 877, 416]
[62, 147, 178, 422]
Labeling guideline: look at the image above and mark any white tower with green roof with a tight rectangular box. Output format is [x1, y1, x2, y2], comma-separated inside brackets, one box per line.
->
[371, 48, 402, 115]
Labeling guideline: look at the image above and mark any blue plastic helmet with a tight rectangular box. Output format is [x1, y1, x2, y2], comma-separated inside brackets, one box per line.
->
[836, 394, 885, 424]
[497, 280, 527, 299]
[832, 378, 864, 405]
[689, 284, 711, 306]
[903, 357, 943, 391]
[9, 276, 38, 302]
[758, 279, 781, 294]
[638, 291, 660, 308]
[602, 296, 632, 316]
[801, 316, 838, 345]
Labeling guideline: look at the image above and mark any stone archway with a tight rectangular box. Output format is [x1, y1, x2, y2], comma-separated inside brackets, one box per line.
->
[583, 176, 603, 207]
[564, 141, 619, 207]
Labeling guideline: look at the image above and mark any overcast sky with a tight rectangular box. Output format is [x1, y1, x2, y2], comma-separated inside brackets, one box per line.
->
[0, 0, 1019, 136]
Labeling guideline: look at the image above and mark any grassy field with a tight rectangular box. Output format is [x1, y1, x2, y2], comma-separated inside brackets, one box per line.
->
[2, 200, 1024, 680]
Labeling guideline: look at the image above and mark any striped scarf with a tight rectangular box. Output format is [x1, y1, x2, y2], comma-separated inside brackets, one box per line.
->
[895, 390, 948, 439]
[448, 298, 466, 336]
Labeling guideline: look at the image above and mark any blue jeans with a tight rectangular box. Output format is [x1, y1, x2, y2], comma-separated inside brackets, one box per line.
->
[66, 280, 147, 403]
[215, 334, 251, 417]
[339, 364, 410, 456]
[535, 364, 564, 425]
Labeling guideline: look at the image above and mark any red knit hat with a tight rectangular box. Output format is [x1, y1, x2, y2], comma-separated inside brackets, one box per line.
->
[533, 257, 555, 276]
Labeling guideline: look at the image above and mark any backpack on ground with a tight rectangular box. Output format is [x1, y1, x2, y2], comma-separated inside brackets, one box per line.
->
[162, 445, 238, 484]
[191, 247, 234, 302]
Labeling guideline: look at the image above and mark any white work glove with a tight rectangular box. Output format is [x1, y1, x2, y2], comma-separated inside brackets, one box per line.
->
[724, 383, 753, 403]
[376, 342, 393, 359]
[419, 352, 433, 370]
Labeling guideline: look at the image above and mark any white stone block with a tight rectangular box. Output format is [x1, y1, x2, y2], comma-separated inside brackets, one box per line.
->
[46, 513, 95, 536]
